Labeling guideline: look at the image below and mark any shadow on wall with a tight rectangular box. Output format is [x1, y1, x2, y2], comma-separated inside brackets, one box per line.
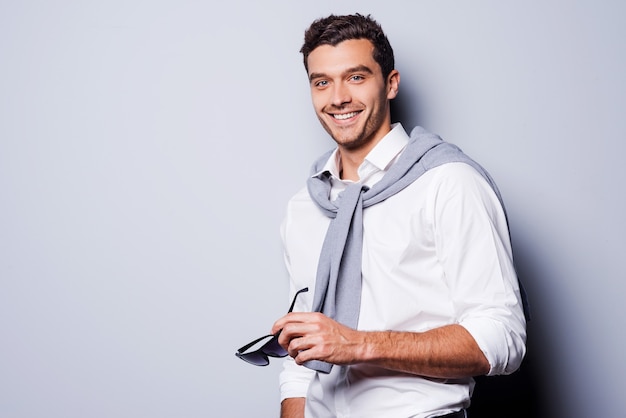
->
[470, 234, 555, 418]
[470, 341, 547, 418]
[390, 89, 421, 131]
[468, 229, 551, 417]
[462, 207, 550, 417]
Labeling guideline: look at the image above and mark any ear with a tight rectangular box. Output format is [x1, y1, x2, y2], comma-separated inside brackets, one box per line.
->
[386, 70, 400, 100]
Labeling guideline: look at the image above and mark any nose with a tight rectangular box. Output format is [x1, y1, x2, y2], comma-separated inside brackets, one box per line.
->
[331, 82, 351, 107]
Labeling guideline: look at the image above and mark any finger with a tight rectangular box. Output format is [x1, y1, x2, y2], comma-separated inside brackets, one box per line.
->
[278, 322, 311, 348]
[270, 315, 288, 335]
[271, 312, 302, 334]
[272, 312, 325, 335]
[292, 342, 319, 365]
[288, 337, 313, 363]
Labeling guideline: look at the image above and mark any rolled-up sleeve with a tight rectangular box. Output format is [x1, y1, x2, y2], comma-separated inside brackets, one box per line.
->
[461, 312, 526, 375]
[279, 357, 315, 401]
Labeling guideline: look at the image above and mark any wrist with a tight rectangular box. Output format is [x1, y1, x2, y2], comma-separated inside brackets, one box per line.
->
[359, 330, 391, 363]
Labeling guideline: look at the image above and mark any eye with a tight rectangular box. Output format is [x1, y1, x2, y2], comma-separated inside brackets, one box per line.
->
[349, 75, 364, 82]
[314, 80, 329, 88]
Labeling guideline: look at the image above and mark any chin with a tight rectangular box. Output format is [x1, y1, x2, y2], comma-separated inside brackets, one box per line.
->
[332, 135, 368, 150]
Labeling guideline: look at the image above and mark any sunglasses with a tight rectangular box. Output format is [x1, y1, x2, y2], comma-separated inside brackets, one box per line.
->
[235, 287, 309, 366]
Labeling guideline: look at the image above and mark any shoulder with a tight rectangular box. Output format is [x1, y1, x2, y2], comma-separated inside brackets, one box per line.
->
[424, 162, 507, 224]
[396, 162, 497, 202]
[287, 185, 314, 206]
[284, 185, 325, 221]
[424, 162, 497, 195]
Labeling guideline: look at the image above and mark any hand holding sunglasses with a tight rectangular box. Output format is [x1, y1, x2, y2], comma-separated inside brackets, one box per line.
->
[235, 287, 309, 366]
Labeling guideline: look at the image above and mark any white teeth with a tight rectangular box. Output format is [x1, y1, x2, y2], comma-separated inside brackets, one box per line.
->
[333, 111, 358, 120]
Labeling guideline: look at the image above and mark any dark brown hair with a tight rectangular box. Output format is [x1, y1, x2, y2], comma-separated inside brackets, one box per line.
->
[300, 13, 395, 79]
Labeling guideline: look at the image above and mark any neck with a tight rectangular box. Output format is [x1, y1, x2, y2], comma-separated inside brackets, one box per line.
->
[338, 148, 368, 181]
[338, 126, 393, 181]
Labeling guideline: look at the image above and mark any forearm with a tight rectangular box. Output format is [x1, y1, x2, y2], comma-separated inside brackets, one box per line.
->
[281, 397, 305, 418]
[275, 312, 491, 378]
[360, 324, 490, 378]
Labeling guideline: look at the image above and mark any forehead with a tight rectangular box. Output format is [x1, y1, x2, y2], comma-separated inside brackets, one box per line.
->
[307, 39, 380, 76]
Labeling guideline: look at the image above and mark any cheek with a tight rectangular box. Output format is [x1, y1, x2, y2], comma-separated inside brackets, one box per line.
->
[310, 92, 326, 112]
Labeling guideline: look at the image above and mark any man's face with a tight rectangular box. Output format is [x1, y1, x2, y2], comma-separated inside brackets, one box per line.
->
[306, 39, 398, 152]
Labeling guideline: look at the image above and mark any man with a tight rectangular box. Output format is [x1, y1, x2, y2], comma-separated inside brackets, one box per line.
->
[272, 13, 527, 418]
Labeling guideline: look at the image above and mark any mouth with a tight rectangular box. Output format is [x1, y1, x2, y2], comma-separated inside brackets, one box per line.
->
[330, 111, 361, 121]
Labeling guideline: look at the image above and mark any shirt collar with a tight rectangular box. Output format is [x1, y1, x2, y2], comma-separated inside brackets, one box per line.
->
[312, 123, 410, 181]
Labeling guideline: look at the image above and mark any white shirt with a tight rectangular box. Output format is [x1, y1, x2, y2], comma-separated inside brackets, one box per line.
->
[279, 124, 527, 418]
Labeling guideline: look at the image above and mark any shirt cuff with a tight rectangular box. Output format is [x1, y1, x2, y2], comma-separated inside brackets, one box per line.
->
[279, 357, 315, 401]
[460, 316, 526, 376]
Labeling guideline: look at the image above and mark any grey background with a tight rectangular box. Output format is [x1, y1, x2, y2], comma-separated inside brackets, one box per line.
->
[1, 1, 624, 417]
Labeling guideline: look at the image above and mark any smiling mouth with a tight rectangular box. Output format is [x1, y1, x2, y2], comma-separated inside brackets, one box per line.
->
[331, 111, 360, 120]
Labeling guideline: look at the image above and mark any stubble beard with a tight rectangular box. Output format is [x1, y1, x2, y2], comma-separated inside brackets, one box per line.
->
[320, 100, 389, 152]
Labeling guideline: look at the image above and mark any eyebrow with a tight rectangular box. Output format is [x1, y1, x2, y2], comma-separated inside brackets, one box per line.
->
[308, 65, 375, 82]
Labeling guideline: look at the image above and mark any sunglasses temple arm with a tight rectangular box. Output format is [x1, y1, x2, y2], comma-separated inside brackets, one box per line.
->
[236, 287, 309, 355]
[287, 287, 309, 313]
[236, 334, 275, 354]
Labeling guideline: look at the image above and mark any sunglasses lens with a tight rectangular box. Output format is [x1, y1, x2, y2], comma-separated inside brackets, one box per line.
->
[236, 334, 288, 366]
[260, 335, 287, 357]
[236, 351, 270, 366]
